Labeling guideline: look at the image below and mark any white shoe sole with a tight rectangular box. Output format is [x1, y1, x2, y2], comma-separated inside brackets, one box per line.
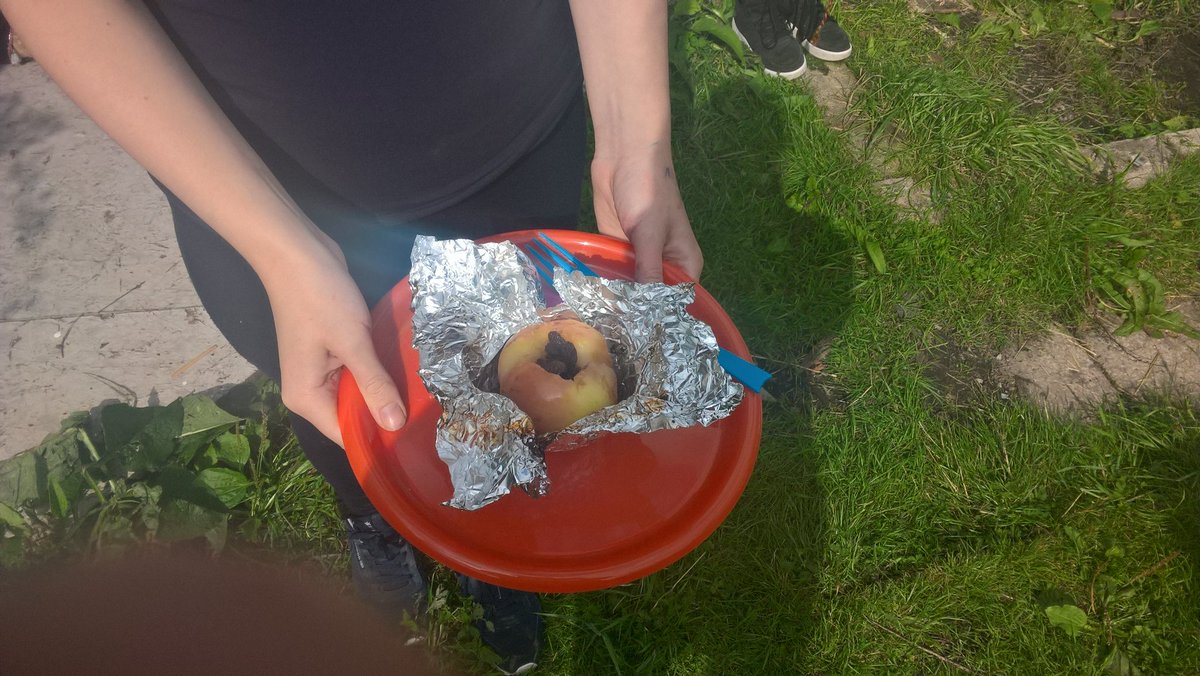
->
[732, 17, 808, 80]
[801, 39, 852, 61]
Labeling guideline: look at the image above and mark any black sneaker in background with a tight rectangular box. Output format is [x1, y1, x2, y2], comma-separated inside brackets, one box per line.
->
[458, 575, 542, 675]
[732, 0, 807, 79]
[787, 1, 853, 62]
[344, 511, 430, 622]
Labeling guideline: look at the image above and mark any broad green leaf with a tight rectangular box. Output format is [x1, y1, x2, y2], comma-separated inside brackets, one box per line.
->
[1117, 122, 1141, 139]
[125, 484, 164, 535]
[1146, 311, 1200, 339]
[1162, 115, 1189, 132]
[692, 16, 744, 61]
[57, 410, 90, 433]
[178, 395, 242, 464]
[35, 428, 85, 494]
[102, 400, 185, 473]
[195, 468, 250, 509]
[101, 403, 160, 455]
[865, 241, 888, 274]
[194, 446, 220, 471]
[0, 502, 25, 530]
[158, 498, 228, 549]
[1134, 20, 1161, 39]
[180, 394, 241, 437]
[1140, 270, 1166, 314]
[1103, 645, 1141, 676]
[1114, 316, 1141, 337]
[1029, 7, 1047, 33]
[47, 476, 69, 519]
[0, 452, 40, 506]
[214, 374, 279, 418]
[76, 429, 101, 463]
[1110, 271, 1147, 323]
[212, 432, 252, 468]
[1093, 275, 1129, 312]
[767, 237, 789, 254]
[1045, 604, 1089, 637]
[1091, 1, 1113, 24]
[973, 19, 1006, 37]
[1114, 236, 1154, 248]
[157, 466, 226, 513]
[672, 0, 702, 17]
[936, 12, 961, 29]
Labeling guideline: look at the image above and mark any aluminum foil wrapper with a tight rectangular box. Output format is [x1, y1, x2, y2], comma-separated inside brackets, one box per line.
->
[409, 236, 743, 510]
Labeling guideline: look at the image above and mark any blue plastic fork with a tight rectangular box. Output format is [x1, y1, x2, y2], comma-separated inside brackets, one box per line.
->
[522, 232, 773, 395]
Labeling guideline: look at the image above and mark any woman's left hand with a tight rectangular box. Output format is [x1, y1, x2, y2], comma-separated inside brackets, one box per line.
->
[590, 142, 703, 284]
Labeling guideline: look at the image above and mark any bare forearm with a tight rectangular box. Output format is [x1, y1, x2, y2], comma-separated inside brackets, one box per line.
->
[1, 0, 325, 282]
[568, 0, 672, 158]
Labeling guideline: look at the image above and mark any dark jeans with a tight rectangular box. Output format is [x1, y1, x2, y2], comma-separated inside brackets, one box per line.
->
[164, 91, 586, 516]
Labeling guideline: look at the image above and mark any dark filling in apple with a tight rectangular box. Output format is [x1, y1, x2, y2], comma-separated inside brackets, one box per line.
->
[536, 331, 581, 380]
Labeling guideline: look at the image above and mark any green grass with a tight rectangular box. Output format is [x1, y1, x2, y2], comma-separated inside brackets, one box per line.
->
[4, 0, 1200, 673]
[545, 1, 1200, 672]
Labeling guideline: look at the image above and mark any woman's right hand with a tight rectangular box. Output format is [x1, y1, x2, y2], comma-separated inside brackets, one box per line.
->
[262, 232, 407, 447]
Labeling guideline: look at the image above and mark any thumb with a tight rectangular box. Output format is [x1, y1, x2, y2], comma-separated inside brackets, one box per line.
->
[343, 339, 407, 431]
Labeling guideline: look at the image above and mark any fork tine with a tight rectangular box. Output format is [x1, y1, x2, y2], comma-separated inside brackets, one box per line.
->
[528, 237, 577, 275]
[538, 232, 597, 277]
[522, 244, 557, 288]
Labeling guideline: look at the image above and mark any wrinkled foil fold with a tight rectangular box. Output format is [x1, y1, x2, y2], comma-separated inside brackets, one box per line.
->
[409, 236, 743, 510]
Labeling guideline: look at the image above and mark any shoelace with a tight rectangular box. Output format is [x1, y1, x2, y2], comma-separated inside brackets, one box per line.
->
[786, 0, 829, 43]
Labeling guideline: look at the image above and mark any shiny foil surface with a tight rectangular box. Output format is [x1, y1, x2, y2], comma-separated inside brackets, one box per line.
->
[408, 236, 743, 510]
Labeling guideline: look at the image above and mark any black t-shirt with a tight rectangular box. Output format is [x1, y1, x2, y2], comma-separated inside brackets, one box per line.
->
[147, 1, 584, 220]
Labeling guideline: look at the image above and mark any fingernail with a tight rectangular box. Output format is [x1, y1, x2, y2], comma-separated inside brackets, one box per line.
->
[380, 403, 406, 430]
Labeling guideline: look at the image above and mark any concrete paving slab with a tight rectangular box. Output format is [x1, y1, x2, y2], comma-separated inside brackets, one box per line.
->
[1, 62, 254, 461]
[1084, 128, 1200, 189]
[1, 60, 202, 319]
[1000, 300, 1200, 415]
[3, 311, 251, 447]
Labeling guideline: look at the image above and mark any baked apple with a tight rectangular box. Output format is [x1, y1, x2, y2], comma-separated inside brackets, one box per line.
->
[497, 318, 619, 433]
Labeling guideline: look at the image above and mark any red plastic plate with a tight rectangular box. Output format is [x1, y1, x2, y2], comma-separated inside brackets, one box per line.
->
[337, 230, 762, 592]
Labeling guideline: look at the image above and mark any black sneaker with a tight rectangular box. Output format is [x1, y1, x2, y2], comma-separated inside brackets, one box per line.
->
[732, 0, 807, 79]
[458, 574, 542, 675]
[344, 511, 429, 622]
[787, 1, 852, 62]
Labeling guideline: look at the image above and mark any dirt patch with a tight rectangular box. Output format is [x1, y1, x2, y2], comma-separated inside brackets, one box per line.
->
[915, 329, 1014, 410]
[760, 336, 850, 411]
[1010, 27, 1200, 139]
[1010, 39, 1103, 130]
[998, 299, 1200, 416]
[1154, 28, 1200, 116]
[910, 300, 1200, 416]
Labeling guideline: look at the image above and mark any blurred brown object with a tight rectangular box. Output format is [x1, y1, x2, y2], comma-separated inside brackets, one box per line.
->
[0, 551, 450, 675]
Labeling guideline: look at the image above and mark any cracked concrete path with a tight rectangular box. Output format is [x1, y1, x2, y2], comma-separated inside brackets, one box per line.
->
[1, 62, 254, 461]
[999, 301, 1200, 415]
